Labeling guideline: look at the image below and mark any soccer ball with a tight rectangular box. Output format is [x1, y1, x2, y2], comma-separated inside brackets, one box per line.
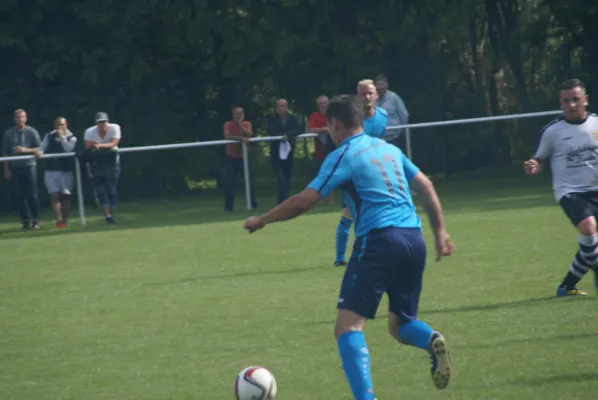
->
[234, 366, 277, 400]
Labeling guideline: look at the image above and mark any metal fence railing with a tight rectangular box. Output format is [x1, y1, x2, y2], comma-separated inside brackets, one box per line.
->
[0, 110, 562, 225]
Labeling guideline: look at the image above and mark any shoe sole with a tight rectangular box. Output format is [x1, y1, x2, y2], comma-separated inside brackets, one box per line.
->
[430, 336, 452, 389]
[556, 289, 588, 297]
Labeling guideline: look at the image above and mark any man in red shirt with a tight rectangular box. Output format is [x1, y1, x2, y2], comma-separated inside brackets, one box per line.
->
[224, 106, 258, 211]
[308, 95, 334, 203]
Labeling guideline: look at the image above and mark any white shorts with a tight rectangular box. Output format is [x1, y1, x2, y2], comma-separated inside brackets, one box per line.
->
[44, 171, 74, 195]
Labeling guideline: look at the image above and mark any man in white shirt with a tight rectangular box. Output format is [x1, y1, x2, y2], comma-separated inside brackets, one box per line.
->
[35, 117, 77, 228]
[84, 112, 121, 223]
[524, 79, 598, 296]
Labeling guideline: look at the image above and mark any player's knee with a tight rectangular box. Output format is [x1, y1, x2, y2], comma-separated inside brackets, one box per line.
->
[339, 215, 353, 228]
[334, 310, 365, 339]
[577, 217, 597, 236]
[341, 208, 352, 220]
[387, 322, 404, 343]
[387, 314, 406, 343]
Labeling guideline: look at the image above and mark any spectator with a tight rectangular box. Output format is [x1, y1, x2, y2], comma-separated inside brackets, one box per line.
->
[375, 74, 409, 142]
[35, 117, 77, 228]
[2, 109, 41, 231]
[223, 105, 258, 211]
[83, 112, 121, 224]
[267, 99, 302, 204]
[308, 95, 335, 203]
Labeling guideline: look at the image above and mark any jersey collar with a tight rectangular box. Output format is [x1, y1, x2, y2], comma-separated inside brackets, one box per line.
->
[564, 115, 588, 125]
[339, 132, 366, 146]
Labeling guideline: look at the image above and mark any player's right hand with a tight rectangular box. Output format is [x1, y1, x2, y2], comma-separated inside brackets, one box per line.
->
[434, 229, 455, 261]
[523, 159, 541, 175]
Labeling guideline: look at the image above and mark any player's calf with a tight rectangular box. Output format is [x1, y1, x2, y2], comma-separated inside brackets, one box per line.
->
[335, 310, 375, 400]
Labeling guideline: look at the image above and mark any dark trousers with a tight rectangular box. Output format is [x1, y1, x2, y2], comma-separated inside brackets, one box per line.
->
[225, 156, 257, 211]
[272, 157, 293, 204]
[12, 166, 40, 223]
[90, 163, 120, 208]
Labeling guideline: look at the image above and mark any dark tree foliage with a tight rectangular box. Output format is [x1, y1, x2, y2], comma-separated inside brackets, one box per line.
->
[0, 0, 595, 203]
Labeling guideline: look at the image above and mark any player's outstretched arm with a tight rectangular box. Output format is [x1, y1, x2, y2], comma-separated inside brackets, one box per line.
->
[244, 188, 322, 233]
[410, 172, 455, 261]
[523, 158, 543, 175]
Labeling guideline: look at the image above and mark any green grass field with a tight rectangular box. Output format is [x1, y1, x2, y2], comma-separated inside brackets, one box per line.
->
[1, 174, 597, 400]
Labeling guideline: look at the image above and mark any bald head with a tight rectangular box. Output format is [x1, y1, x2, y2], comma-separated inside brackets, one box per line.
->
[276, 98, 289, 117]
[316, 95, 329, 113]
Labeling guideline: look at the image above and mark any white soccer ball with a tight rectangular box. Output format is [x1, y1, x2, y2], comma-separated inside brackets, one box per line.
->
[234, 366, 277, 400]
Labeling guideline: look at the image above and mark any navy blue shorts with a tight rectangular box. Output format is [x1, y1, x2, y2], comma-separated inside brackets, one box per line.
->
[337, 227, 427, 321]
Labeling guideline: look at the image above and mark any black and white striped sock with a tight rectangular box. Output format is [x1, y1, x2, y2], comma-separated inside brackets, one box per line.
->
[559, 233, 598, 290]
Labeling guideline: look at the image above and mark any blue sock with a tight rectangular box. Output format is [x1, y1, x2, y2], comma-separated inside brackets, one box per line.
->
[398, 320, 434, 350]
[335, 216, 352, 262]
[337, 331, 375, 400]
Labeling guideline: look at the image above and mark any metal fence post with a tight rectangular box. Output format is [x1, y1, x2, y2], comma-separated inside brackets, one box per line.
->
[406, 127, 413, 160]
[241, 142, 252, 211]
[74, 157, 86, 225]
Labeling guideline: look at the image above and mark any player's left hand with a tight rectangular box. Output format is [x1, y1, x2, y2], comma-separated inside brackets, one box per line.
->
[244, 216, 265, 233]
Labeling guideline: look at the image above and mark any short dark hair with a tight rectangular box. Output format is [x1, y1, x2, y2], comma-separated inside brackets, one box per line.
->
[325, 95, 363, 130]
[374, 74, 388, 83]
[559, 79, 585, 91]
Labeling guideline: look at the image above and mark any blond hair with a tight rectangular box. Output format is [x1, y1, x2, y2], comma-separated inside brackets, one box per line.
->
[357, 79, 375, 91]
[14, 109, 26, 115]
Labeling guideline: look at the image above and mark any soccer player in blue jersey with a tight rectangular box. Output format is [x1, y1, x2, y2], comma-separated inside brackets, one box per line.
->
[334, 80, 389, 266]
[244, 95, 455, 399]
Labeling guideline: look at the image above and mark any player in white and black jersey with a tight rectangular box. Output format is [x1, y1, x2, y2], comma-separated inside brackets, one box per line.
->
[524, 79, 598, 296]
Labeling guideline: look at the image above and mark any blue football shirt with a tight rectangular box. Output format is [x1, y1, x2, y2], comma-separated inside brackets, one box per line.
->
[308, 133, 421, 237]
[363, 107, 388, 138]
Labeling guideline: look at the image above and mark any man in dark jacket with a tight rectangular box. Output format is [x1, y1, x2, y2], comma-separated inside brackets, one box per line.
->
[267, 99, 303, 204]
[2, 109, 41, 231]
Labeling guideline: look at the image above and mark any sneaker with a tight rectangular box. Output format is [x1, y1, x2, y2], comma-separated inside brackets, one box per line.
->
[106, 216, 116, 224]
[428, 332, 453, 390]
[333, 260, 347, 267]
[556, 286, 588, 297]
[31, 221, 40, 230]
[20, 223, 30, 232]
[56, 221, 67, 229]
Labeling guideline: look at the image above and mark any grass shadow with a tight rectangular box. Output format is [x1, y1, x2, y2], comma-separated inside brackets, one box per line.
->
[142, 265, 326, 286]
[512, 372, 598, 387]
[463, 332, 597, 350]
[419, 295, 570, 315]
[0, 173, 557, 240]
[0, 193, 342, 241]
[305, 295, 586, 326]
